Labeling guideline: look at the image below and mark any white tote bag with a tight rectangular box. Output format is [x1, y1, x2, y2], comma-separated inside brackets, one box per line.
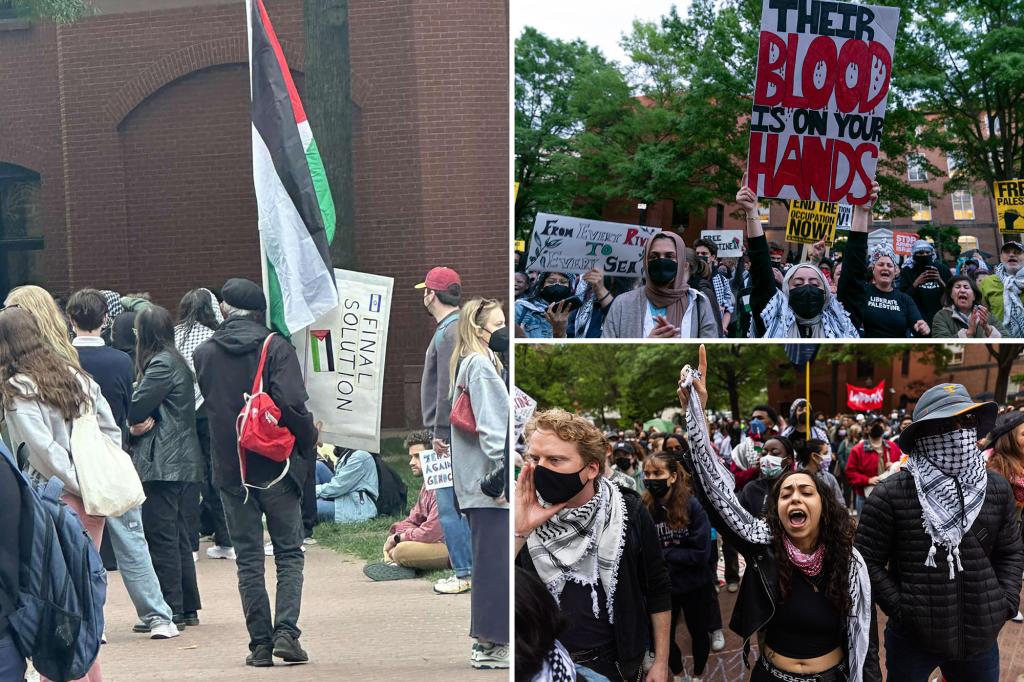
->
[71, 410, 146, 516]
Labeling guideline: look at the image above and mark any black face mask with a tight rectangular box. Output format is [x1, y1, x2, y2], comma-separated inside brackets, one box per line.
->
[697, 254, 709, 263]
[614, 457, 632, 471]
[869, 425, 884, 439]
[487, 326, 509, 354]
[540, 284, 572, 304]
[645, 479, 670, 499]
[647, 258, 678, 286]
[913, 254, 932, 268]
[789, 284, 826, 319]
[533, 464, 588, 505]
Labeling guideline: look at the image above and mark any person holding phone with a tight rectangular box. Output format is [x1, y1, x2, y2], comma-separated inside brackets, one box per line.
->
[899, 240, 952, 327]
[514, 271, 579, 338]
[601, 231, 720, 338]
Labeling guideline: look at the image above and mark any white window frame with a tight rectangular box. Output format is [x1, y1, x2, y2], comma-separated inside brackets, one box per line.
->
[951, 190, 975, 221]
[908, 155, 928, 182]
[911, 200, 931, 222]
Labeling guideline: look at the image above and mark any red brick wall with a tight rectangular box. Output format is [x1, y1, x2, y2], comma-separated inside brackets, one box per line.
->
[0, 0, 508, 429]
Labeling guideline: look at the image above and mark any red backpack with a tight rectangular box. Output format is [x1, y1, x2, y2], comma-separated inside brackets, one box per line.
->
[236, 333, 295, 497]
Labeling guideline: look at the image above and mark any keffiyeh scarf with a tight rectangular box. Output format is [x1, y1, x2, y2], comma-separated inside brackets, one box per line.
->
[994, 264, 1024, 337]
[754, 264, 858, 338]
[906, 428, 987, 579]
[532, 641, 576, 682]
[573, 277, 596, 338]
[869, 243, 898, 268]
[680, 366, 872, 682]
[527, 477, 627, 622]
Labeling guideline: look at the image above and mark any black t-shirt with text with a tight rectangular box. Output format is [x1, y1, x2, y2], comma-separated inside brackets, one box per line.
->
[862, 286, 922, 338]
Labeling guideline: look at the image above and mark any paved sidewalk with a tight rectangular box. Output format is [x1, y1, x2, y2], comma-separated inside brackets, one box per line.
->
[90, 540, 506, 681]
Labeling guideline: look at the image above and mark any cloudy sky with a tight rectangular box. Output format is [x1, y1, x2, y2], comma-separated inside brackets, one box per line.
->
[512, 0, 691, 66]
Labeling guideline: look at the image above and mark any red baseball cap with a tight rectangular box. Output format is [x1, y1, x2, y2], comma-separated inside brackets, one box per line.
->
[415, 267, 461, 290]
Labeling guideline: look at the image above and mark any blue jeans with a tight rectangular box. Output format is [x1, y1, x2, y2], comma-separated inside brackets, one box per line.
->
[0, 632, 25, 682]
[106, 504, 174, 626]
[314, 462, 335, 523]
[435, 485, 472, 578]
[884, 622, 1000, 682]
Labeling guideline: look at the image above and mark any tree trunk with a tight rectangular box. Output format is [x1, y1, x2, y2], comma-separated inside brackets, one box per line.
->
[304, 0, 357, 269]
[994, 344, 1024, 403]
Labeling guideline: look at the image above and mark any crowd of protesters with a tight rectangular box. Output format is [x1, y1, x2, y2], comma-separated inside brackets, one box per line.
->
[514, 349, 1024, 682]
[515, 179, 1024, 340]
[0, 266, 509, 679]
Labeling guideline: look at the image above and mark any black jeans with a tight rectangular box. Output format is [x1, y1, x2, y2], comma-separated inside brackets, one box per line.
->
[141, 480, 202, 615]
[722, 537, 740, 584]
[220, 479, 305, 650]
[301, 459, 316, 537]
[196, 412, 232, 548]
[669, 585, 714, 677]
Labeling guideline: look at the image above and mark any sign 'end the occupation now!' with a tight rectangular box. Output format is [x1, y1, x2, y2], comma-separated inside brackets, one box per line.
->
[747, 0, 900, 206]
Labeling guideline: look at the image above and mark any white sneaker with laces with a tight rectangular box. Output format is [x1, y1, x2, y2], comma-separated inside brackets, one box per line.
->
[149, 622, 180, 639]
[206, 545, 236, 560]
[711, 629, 725, 651]
[433, 575, 471, 594]
[264, 541, 306, 556]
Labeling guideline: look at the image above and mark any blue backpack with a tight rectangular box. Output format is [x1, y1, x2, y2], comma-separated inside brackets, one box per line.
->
[0, 445, 107, 682]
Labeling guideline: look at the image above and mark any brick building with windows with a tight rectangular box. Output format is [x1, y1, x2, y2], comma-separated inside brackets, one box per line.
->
[0, 0, 508, 428]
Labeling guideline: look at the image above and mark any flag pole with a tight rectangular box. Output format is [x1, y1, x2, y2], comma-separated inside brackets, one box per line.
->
[805, 361, 811, 435]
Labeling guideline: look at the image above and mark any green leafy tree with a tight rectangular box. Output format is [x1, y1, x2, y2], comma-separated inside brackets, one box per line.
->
[986, 344, 1024, 403]
[8, 0, 93, 22]
[915, 224, 962, 260]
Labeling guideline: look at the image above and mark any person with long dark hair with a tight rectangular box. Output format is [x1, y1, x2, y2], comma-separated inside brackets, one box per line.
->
[129, 305, 204, 629]
[642, 452, 716, 682]
[678, 345, 878, 682]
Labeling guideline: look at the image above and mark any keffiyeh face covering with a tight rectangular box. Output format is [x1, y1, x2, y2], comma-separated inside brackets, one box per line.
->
[995, 263, 1024, 337]
[906, 427, 987, 579]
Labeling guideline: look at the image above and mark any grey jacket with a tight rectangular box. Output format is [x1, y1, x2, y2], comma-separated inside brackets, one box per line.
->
[421, 311, 459, 442]
[3, 371, 121, 497]
[601, 288, 721, 338]
[450, 352, 509, 511]
[129, 350, 204, 484]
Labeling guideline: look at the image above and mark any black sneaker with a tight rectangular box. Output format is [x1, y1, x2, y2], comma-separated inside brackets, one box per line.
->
[132, 621, 151, 634]
[272, 632, 309, 663]
[362, 561, 417, 581]
[183, 611, 200, 627]
[171, 614, 187, 629]
[246, 643, 274, 667]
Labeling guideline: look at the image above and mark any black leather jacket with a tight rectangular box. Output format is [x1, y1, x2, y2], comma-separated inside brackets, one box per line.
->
[129, 350, 204, 484]
[682, 454, 882, 681]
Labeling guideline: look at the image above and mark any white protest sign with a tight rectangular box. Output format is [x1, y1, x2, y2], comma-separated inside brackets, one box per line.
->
[525, 213, 661, 278]
[301, 269, 393, 453]
[836, 203, 852, 230]
[747, 0, 900, 205]
[514, 387, 537, 443]
[419, 449, 453, 491]
[700, 230, 744, 257]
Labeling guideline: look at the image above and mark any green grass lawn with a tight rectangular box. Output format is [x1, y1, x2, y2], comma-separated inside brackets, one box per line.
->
[312, 449, 450, 583]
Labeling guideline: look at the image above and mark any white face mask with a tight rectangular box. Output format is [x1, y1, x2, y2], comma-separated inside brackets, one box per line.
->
[760, 454, 784, 479]
[819, 454, 833, 470]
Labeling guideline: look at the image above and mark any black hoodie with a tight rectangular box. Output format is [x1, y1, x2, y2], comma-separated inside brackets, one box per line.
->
[193, 317, 317, 490]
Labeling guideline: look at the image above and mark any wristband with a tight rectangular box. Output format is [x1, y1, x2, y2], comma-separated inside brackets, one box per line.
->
[514, 531, 530, 539]
[394, 534, 402, 544]
[599, 292, 612, 303]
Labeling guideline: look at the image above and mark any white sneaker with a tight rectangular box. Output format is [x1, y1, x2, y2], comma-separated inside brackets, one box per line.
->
[726, 582, 739, 593]
[206, 545, 236, 560]
[149, 622, 180, 640]
[264, 541, 306, 556]
[303, 537, 318, 546]
[101, 630, 107, 645]
[1014, 610, 1024, 623]
[192, 551, 198, 563]
[711, 629, 725, 651]
[433, 575, 471, 594]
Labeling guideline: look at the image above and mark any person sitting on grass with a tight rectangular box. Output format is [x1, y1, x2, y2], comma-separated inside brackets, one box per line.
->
[363, 430, 450, 581]
[314, 445, 379, 524]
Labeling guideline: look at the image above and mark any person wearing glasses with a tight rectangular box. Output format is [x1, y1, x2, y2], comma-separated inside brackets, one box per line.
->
[855, 383, 1024, 681]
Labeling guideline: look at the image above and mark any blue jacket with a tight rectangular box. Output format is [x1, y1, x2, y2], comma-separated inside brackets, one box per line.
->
[316, 450, 379, 523]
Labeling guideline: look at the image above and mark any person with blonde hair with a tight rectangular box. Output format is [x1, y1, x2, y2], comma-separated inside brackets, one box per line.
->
[4, 285, 80, 368]
[448, 297, 509, 669]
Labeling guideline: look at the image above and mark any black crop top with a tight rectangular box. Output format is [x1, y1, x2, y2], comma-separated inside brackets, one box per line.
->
[763, 572, 843, 659]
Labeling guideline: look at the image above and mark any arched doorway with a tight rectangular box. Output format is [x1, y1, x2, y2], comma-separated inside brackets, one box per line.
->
[0, 162, 43, 301]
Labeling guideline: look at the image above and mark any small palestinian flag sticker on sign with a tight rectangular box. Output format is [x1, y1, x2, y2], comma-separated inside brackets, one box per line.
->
[310, 330, 335, 373]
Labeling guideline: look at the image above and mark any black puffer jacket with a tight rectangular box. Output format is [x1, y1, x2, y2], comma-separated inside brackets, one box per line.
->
[129, 350, 204, 483]
[856, 470, 1024, 659]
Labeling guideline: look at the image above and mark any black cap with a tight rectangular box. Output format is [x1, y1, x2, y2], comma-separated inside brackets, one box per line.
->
[983, 412, 1024, 449]
[221, 278, 267, 312]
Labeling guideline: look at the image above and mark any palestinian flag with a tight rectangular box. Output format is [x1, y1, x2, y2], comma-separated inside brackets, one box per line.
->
[247, 0, 338, 335]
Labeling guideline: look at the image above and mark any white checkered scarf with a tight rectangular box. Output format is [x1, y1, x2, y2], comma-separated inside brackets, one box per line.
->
[905, 427, 987, 579]
[753, 264, 858, 339]
[532, 641, 576, 682]
[994, 264, 1024, 337]
[527, 477, 627, 622]
[681, 366, 872, 682]
[572, 277, 596, 338]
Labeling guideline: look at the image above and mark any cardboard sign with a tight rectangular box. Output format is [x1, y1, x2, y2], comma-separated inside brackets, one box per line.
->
[847, 381, 885, 411]
[893, 231, 918, 256]
[419, 450, 454, 491]
[525, 213, 661, 278]
[747, 0, 900, 205]
[700, 230, 744, 257]
[785, 201, 839, 245]
[300, 269, 393, 453]
[514, 387, 538, 443]
[994, 180, 1024, 234]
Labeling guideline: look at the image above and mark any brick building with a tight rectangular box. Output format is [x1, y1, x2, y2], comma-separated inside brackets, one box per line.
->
[767, 345, 1024, 417]
[0, 0, 508, 429]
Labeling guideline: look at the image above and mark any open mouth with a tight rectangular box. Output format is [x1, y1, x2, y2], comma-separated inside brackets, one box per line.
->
[788, 509, 808, 528]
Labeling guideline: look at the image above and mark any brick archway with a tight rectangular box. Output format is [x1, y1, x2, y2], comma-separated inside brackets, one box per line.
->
[0, 140, 46, 177]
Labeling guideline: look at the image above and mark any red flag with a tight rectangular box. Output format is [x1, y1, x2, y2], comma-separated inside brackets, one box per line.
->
[847, 381, 885, 411]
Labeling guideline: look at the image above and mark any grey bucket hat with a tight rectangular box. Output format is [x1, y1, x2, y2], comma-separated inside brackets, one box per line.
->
[897, 383, 998, 452]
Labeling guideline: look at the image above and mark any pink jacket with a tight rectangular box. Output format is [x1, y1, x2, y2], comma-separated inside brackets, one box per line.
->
[389, 485, 444, 544]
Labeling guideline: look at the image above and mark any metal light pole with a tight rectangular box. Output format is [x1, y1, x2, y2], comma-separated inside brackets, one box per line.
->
[637, 202, 648, 226]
